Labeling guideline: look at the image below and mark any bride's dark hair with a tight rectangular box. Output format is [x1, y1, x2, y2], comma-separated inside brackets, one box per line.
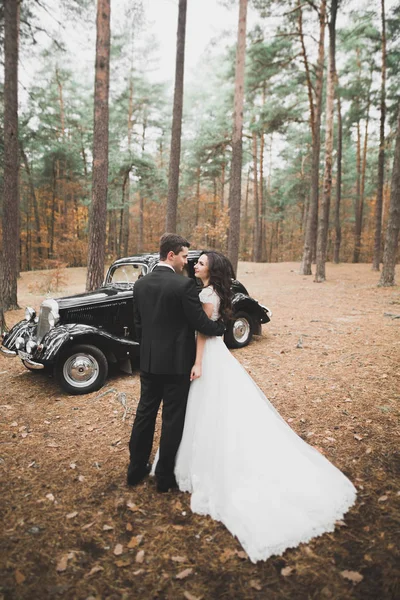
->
[202, 250, 234, 323]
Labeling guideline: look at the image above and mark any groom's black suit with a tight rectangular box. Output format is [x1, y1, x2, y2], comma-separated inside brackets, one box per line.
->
[128, 265, 224, 489]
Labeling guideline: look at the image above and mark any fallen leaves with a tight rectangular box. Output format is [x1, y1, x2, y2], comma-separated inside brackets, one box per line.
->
[340, 570, 363, 584]
[66, 511, 78, 519]
[115, 559, 131, 568]
[15, 570, 26, 584]
[127, 535, 143, 549]
[113, 544, 123, 556]
[85, 565, 103, 577]
[250, 579, 262, 591]
[219, 548, 248, 562]
[56, 553, 74, 573]
[176, 568, 193, 580]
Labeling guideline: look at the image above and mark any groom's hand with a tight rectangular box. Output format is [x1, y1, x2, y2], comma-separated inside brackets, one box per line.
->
[190, 364, 202, 381]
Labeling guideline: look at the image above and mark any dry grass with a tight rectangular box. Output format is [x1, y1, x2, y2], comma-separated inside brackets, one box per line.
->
[0, 262, 399, 600]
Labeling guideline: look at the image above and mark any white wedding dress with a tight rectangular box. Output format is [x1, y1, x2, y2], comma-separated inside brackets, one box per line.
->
[156, 286, 357, 563]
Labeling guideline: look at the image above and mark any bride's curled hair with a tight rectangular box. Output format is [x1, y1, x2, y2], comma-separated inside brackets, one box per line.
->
[202, 251, 234, 323]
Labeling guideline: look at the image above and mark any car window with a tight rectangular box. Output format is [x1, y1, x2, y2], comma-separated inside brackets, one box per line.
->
[110, 264, 147, 283]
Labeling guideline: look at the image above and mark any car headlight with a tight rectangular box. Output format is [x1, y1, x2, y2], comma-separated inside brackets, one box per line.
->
[26, 340, 38, 354]
[25, 307, 36, 322]
[15, 336, 26, 350]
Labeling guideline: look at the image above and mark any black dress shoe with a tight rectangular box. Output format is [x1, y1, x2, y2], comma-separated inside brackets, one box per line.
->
[127, 462, 151, 486]
[156, 477, 178, 493]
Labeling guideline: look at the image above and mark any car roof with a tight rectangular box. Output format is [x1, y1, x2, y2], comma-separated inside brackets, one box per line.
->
[110, 250, 202, 267]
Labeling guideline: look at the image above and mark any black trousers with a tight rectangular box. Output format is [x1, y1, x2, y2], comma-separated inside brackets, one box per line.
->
[128, 371, 191, 485]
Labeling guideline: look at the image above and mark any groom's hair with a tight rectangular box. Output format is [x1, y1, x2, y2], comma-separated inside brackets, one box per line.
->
[159, 233, 190, 260]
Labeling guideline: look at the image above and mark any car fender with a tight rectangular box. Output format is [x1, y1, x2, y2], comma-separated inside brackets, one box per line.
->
[1, 320, 36, 352]
[36, 324, 139, 363]
[232, 294, 271, 335]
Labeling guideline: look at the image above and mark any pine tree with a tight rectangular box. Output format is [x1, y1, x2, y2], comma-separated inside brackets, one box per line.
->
[166, 0, 187, 233]
[1, 0, 19, 310]
[228, 0, 248, 275]
[86, 0, 111, 291]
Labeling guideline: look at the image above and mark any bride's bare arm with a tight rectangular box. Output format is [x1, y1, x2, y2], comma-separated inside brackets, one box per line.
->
[190, 302, 214, 381]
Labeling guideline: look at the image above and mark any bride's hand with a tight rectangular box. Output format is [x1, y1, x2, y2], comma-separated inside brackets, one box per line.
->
[190, 364, 202, 381]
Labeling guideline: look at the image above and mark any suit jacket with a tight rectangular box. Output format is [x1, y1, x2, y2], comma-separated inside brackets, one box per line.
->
[133, 266, 225, 374]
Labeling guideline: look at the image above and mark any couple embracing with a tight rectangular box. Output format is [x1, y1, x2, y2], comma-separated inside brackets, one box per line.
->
[126, 233, 356, 563]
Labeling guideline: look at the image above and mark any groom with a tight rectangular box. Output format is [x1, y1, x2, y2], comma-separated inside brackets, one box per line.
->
[127, 233, 225, 492]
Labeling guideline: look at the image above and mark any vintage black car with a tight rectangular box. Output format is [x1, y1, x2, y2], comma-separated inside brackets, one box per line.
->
[1, 251, 271, 395]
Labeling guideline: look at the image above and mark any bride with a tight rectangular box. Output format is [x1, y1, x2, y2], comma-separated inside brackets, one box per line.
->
[159, 251, 356, 563]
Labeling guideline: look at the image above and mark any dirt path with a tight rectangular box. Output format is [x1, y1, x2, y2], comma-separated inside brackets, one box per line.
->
[1, 262, 399, 600]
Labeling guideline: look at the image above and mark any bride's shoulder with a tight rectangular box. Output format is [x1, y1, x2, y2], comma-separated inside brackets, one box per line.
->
[199, 285, 217, 302]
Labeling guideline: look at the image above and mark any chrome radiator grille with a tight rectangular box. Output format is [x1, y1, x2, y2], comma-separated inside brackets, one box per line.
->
[36, 305, 51, 342]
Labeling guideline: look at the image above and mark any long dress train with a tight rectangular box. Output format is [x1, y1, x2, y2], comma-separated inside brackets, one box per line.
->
[158, 286, 356, 563]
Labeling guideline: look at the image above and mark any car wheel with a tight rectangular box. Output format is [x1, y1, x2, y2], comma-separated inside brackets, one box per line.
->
[55, 344, 108, 395]
[225, 311, 253, 348]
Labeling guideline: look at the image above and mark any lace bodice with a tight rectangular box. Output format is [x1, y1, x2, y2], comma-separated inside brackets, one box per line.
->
[199, 286, 220, 321]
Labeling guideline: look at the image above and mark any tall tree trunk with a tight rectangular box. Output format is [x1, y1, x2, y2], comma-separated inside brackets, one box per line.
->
[354, 95, 371, 263]
[258, 124, 265, 262]
[379, 107, 400, 286]
[300, 0, 327, 275]
[137, 110, 147, 254]
[86, 0, 111, 291]
[21, 147, 43, 259]
[243, 169, 250, 258]
[228, 0, 248, 275]
[49, 160, 57, 259]
[0, 253, 8, 331]
[353, 120, 362, 262]
[251, 126, 260, 261]
[119, 170, 130, 256]
[333, 78, 342, 264]
[107, 210, 117, 256]
[165, 0, 187, 232]
[315, 0, 337, 282]
[373, 0, 387, 271]
[2, 0, 19, 310]
[221, 160, 226, 210]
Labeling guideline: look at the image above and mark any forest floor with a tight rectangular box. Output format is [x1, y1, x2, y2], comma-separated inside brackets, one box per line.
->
[0, 262, 399, 600]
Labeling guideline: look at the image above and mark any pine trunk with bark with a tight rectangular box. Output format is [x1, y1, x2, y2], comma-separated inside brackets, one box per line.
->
[0, 253, 8, 332]
[227, 0, 248, 275]
[333, 78, 342, 263]
[165, 0, 187, 233]
[86, 0, 111, 291]
[353, 120, 362, 262]
[300, 0, 327, 275]
[315, 0, 337, 282]
[373, 0, 386, 271]
[379, 108, 400, 286]
[259, 126, 265, 261]
[252, 126, 261, 261]
[2, 0, 19, 310]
